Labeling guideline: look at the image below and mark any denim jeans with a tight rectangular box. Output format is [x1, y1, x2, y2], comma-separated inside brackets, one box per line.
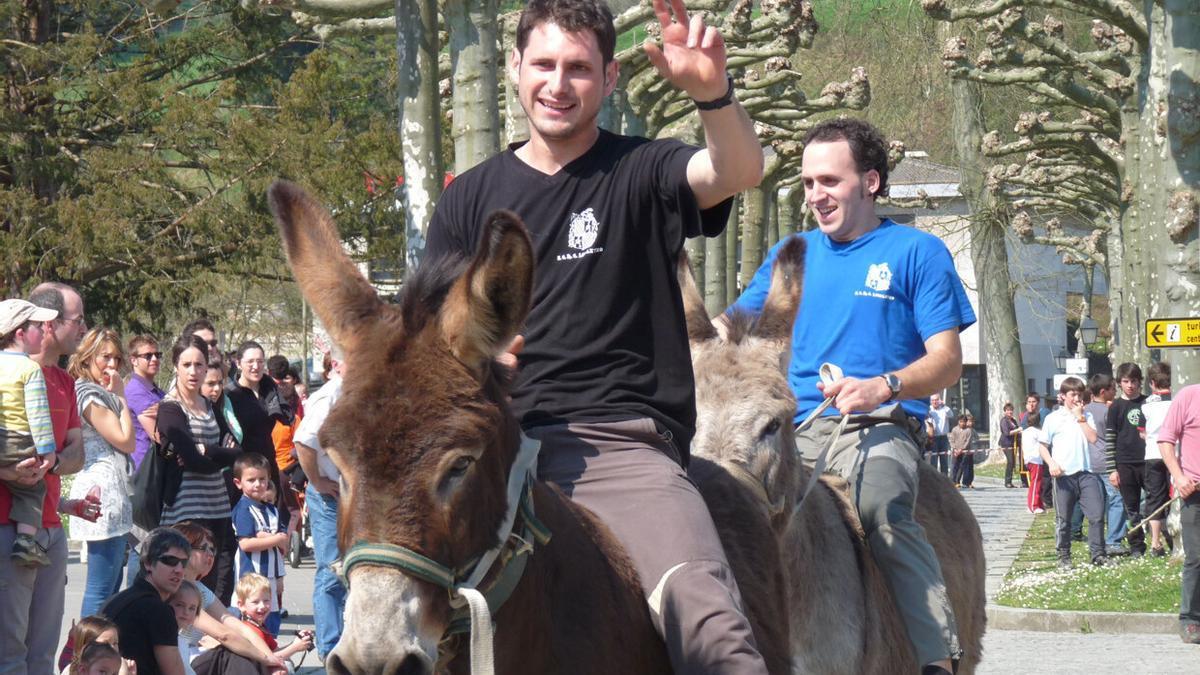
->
[82, 536, 127, 617]
[125, 540, 141, 588]
[306, 483, 346, 658]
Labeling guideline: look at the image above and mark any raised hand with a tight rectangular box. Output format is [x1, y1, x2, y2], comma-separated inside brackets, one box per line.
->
[643, 0, 729, 101]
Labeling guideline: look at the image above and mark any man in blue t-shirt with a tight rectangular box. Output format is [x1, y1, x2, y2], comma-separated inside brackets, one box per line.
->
[724, 118, 975, 675]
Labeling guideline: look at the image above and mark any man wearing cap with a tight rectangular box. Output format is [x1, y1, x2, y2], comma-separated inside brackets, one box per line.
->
[0, 298, 60, 566]
[0, 282, 88, 675]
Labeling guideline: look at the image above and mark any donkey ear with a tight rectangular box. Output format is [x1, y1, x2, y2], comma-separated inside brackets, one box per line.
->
[752, 236, 805, 342]
[678, 252, 717, 342]
[439, 210, 533, 375]
[268, 180, 384, 356]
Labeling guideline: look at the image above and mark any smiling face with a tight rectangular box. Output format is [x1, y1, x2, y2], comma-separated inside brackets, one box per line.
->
[801, 139, 881, 243]
[239, 347, 266, 386]
[237, 588, 273, 625]
[510, 22, 618, 152]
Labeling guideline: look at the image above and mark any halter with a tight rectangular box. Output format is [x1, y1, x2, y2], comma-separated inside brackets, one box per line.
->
[337, 434, 551, 675]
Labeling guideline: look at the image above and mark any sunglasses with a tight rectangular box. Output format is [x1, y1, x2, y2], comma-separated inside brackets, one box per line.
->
[135, 352, 163, 361]
[198, 543, 215, 555]
[157, 555, 188, 569]
[205, 339, 218, 347]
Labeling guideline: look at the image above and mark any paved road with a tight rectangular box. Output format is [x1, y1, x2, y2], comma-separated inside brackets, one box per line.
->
[56, 476, 1196, 673]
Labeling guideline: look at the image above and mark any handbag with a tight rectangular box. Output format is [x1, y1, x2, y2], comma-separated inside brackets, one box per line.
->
[129, 440, 178, 531]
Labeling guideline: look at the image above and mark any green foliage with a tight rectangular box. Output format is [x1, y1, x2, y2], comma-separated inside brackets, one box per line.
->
[0, 1, 403, 343]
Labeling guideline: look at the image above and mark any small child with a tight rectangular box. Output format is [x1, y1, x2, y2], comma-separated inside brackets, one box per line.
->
[0, 298, 59, 567]
[232, 453, 288, 634]
[61, 615, 121, 674]
[1022, 412, 1046, 514]
[234, 573, 313, 668]
[262, 480, 288, 618]
[169, 580, 203, 675]
[948, 414, 977, 488]
[75, 642, 122, 675]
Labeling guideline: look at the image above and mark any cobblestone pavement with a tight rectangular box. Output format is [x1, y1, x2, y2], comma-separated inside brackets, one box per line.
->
[56, 474, 1196, 673]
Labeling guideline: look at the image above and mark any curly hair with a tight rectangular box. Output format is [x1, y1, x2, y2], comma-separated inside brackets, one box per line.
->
[801, 118, 890, 199]
[516, 0, 616, 64]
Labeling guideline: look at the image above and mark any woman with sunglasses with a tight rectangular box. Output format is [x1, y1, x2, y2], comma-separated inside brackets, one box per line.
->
[101, 527, 192, 675]
[169, 521, 285, 673]
[157, 336, 240, 605]
[66, 327, 137, 617]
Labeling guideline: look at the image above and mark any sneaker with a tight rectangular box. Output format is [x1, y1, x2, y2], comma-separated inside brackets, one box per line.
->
[1033, 508, 1046, 514]
[1071, 532, 1086, 543]
[1092, 555, 1112, 567]
[1057, 558, 1073, 570]
[11, 534, 49, 568]
[1181, 623, 1200, 644]
[1106, 545, 1130, 557]
[1151, 547, 1167, 558]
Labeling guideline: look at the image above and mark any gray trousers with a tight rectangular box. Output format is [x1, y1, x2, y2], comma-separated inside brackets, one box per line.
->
[1052, 471, 1106, 562]
[795, 405, 960, 667]
[529, 418, 767, 675]
[0, 525, 67, 675]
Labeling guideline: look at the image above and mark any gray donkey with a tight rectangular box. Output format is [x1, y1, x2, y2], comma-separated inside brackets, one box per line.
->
[680, 237, 987, 674]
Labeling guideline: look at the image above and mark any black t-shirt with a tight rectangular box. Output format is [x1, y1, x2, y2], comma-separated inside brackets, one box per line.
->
[1105, 395, 1147, 467]
[425, 130, 732, 460]
[102, 577, 178, 675]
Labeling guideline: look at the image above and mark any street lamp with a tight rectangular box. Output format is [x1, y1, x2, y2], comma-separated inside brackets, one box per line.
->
[1054, 349, 1069, 372]
[1079, 316, 1099, 352]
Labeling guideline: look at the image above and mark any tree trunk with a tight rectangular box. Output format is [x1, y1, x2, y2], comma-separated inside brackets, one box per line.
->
[1150, 1, 1200, 384]
[396, 0, 443, 269]
[446, 0, 500, 175]
[726, 196, 740, 301]
[686, 236, 705, 296]
[777, 185, 798, 242]
[704, 215, 727, 314]
[949, 65, 1027, 443]
[739, 186, 766, 288]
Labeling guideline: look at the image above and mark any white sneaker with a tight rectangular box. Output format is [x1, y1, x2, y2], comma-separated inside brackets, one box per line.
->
[1033, 508, 1046, 514]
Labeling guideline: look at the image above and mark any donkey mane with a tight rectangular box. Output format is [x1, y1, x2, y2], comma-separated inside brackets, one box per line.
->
[397, 254, 470, 335]
[721, 310, 766, 345]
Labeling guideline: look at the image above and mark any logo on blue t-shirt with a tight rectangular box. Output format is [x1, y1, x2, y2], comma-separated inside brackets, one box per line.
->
[865, 262, 893, 292]
[557, 207, 605, 262]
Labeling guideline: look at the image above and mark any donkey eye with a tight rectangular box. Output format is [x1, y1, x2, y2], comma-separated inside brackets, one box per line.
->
[449, 455, 475, 475]
[760, 418, 781, 439]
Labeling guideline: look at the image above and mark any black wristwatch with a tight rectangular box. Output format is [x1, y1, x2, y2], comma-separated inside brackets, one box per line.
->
[879, 373, 903, 402]
[49, 453, 62, 475]
[692, 74, 736, 111]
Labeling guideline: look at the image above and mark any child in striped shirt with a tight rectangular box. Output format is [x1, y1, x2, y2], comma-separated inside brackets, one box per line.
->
[231, 453, 288, 634]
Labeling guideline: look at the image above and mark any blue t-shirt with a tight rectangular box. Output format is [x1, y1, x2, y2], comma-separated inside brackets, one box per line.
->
[232, 495, 286, 579]
[729, 220, 976, 423]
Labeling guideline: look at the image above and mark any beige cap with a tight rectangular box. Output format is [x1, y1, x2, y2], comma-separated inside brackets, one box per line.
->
[0, 299, 58, 336]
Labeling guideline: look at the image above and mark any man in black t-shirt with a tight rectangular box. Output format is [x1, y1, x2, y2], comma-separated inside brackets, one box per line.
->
[1105, 362, 1149, 556]
[102, 528, 190, 675]
[424, 0, 766, 672]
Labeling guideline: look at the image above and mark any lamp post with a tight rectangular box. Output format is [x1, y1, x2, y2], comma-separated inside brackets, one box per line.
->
[1077, 315, 1099, 359]
[1055, 349, 1069, 372]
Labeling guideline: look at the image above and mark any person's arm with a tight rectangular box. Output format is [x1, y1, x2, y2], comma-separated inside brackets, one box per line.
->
[643, 0, 762, 208]
[1039, 441, 1062, 477]
[820, 328, 962, 416]
[23, 368, 56, 456]
[295, 442, 338, 498]
[207, 603, 283, 666]
[1076, 410, 1098, 445]
[55, 428, 84, 475]
[192, 609, 280, 666]
[239, 531, 288, 553]
[1104, 403, 1120, 482]
[152, 645, 187, 675]
[158, 403, 220, 472]
[1159, 440, 1197, 499]
[82, 399, 137, 455]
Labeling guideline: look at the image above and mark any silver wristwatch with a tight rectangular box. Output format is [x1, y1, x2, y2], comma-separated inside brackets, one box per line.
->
[879, 373, 903, 402]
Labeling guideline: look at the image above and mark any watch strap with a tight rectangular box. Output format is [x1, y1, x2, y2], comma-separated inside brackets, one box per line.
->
[692, 74, 736, 111]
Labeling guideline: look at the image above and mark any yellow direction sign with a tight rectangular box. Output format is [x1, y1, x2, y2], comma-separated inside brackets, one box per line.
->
[1146, 318, 1200, 348]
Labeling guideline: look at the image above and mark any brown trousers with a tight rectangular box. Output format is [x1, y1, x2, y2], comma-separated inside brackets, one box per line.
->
[1, 430, 46, 528]
[529, 418, 767, 675]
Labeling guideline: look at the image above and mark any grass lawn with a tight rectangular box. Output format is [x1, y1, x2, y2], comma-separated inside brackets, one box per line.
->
[994, 509, 1182, 613]
[974, 461, 1006, 481]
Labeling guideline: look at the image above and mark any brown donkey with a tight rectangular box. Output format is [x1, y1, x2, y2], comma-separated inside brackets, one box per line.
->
[267, 181, 790, 674]
[680, 236, 987, 674]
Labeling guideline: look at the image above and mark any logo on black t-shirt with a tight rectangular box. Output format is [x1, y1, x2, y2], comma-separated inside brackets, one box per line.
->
[557, 208, 605, 262]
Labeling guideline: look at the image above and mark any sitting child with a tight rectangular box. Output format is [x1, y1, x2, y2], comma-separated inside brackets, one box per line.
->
[75, 643, 122, 675]
[61, 615, 130, 675]
[169, 580, 203, 675]
[234, 573, 313, 670]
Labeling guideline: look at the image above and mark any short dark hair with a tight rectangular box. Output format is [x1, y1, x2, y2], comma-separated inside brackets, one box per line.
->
[236, 340, 265, 362]
[171, 335, 210, 366]
[267, 355, 290, 380]
[1003, 402, 1014, 411]
[516, 0, 616, 64]
[1026, 411, 1041, 427]
[128, 333, 158, 354]
[1115, 362, 1143, 382]
[233, 452, 270, 479]
[207, 351, 226, 376]
[181, 318, 216, 340]
[139, 527, 191, 576]
[1088, 373, 1114, 397]
[1026, 392, 1040, 402]
[1059, 376, 1086, 396]
[1148, 362, 1171, 390]
[801, 118, 890, 199]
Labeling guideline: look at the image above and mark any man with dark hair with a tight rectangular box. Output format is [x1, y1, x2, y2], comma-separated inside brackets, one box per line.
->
[1106, 362, 1149, 556]
[1141, 361, 1174, 556]
[103, 527, 190, 675]
[1040, 377, 1107, 568]
[425, 0, 767, 670]
[0, 281, 88, 674]
[1081, 373, 1127, 554]
[180, 318, 219, 360]
[726, 117, 974, 675]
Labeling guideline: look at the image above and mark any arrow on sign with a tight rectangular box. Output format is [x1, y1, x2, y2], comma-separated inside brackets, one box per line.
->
[1151, 324, 1165, 342]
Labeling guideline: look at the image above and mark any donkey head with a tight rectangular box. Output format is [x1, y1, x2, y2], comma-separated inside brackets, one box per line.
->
[682, 237, 805, 531]
[268, 181, 532, 675]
